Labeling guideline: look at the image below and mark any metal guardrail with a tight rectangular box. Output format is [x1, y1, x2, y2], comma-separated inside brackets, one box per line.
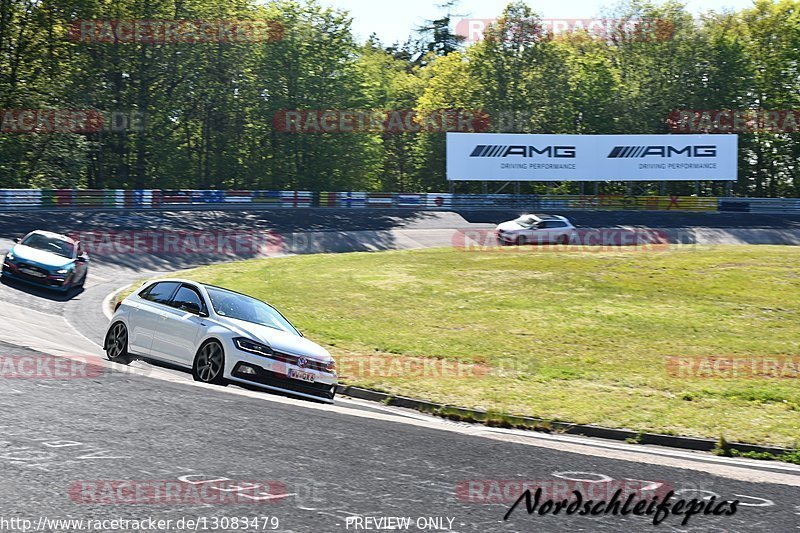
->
[0, 189, 797, 214]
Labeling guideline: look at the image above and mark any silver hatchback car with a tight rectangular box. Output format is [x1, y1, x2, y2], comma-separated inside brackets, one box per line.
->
[105, 279, 338, 402]
[496, 214, 577, 245]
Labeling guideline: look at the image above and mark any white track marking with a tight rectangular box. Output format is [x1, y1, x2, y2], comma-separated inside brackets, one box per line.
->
[8, 318, 800, 487]
[3, 278, 800, 488]
[0, 301, 101, 356]
[483, 427, 800, 475]
[101, 284, 132, 320]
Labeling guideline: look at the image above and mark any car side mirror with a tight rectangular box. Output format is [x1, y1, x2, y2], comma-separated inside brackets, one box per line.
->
[13, 238, 19, 243]
[180, 302, 202, 315]
[76, 254, 88, 263]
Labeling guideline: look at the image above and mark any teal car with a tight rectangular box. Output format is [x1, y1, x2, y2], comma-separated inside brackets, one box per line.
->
[2, 230, 89, 292]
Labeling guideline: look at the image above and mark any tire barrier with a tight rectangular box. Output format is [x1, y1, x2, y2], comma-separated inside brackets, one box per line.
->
[0, 189, 798, 213]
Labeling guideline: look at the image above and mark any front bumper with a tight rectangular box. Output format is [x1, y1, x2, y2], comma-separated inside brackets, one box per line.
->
[496, 231, 517, 244]
[1, 262, 72, 291]
[224, 341, 338, 403]
[230, 361, 337, 402]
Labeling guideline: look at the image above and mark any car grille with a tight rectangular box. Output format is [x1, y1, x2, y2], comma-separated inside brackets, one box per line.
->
[267, 350, 330, 372]
[232, 363, 336, 399]
[16, 263, 49, 278]
[12, 263, 64, 286]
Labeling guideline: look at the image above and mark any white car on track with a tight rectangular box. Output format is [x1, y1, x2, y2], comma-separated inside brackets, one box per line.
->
[104, 279, 338, 402]
[496, 214, 577, 245]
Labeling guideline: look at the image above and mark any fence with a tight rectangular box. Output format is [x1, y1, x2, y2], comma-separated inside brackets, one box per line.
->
[0, 189, 797, 214]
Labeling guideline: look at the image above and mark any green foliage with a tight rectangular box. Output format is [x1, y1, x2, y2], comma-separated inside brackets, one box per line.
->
[1, 0, 799, 194]
[714, 435, 800, 464]
[727, 449, 800, 465]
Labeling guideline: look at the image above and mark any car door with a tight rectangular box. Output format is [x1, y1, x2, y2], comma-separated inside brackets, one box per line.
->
[538, 221, 560, 243]
[129, 281, 181, 356]
[149, 283, 208, 366]
[546, 221, 570, 243]
[526, 220, 548, 244]
[517, 218, 538, 244]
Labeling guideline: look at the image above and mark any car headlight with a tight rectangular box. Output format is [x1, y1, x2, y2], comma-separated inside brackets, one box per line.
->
[56, 268, 71, 275]
[5, 252, 14, 262]
[233, 337, 274, 357]
[325, 360, 336, 375]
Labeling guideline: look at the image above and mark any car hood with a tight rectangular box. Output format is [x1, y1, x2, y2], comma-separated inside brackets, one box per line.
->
[217, 316, 332, 362]
[9, 244, 74, 268]
[497, 221, 525, 232]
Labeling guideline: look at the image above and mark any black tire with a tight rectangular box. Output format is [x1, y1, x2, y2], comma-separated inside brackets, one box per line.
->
[104, 322, 131, 365]
[516, 235, 528, 246]
[75, 270, 87, 289]
[192, 340, 227, 386]
[556, 234, 569, 245]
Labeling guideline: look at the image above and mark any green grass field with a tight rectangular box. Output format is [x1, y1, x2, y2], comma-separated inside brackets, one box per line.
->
[141, 245, 800, 447]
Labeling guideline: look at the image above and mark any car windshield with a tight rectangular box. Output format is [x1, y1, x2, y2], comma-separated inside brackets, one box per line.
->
[515, 217, 538, 228]
[21, 233, 75, 258]
[205, 287, 300, 336]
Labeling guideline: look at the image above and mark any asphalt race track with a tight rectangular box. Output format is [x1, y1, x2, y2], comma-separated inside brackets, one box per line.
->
[0, 209, 798, 533]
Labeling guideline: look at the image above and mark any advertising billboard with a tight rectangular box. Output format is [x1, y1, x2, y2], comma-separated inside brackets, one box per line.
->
[446, 133, 738, 181]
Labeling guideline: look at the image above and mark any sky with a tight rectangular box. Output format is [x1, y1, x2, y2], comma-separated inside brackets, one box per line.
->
[317, 0, 756, 44]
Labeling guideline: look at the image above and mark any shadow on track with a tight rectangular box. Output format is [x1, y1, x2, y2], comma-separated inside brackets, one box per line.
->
[0, 276, 84, 301]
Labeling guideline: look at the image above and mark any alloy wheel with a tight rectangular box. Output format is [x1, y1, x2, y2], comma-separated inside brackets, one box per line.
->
[195, 342, 224, 383]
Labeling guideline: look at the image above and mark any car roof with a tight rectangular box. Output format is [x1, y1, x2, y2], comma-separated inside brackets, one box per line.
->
[27, 230, 77, 244]
[143, 278, 197, 287]
[521, 214, 569, 222]
[143, 279, 284, 312]
[144, 279, 258, 300]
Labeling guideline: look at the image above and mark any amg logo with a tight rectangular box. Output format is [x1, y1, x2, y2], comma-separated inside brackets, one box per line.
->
[608, 145, 717, 158]
[469, 145, 576, 158]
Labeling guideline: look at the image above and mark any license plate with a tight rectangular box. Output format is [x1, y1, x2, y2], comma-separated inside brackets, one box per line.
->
[20, 268, 45, 278]
[288, 369, 315, 383]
